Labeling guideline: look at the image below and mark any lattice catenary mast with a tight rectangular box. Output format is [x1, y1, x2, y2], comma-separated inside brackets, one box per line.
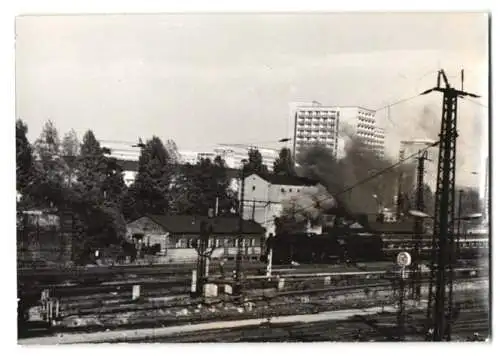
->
[421, 70, 479, 341]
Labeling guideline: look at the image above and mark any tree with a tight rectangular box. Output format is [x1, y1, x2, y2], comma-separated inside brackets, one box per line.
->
[458, 187, 481, 217]
[122, 185, 140, 221]
[211, 156, 238, 215]
[70, 130, 127, 258]
[16, 119, 34, 194]
[244, 148, 268, 175]
[61, 129, 80, 157]
[34, 119, 65, 189]
[61, 129, 80, 187]
[16, 119, 40, 210]
[27, 120, 68, 209]
[164, 139, 180, 163]
[34, 120, 61, 159]
[171, 156, 238, 216]
[130, 136, 177, 215]
[273, 147, 295, 176]
[76, 130, 126, 206]
[76, 130, 108, 204]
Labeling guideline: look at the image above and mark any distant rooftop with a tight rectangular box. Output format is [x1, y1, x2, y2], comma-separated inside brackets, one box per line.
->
[132, 214, 265, 235]
[251, 172, 320, 187]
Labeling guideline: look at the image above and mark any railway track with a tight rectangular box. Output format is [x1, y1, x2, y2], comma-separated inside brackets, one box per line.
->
[19, 263, 486, 296]
[19, 267, 488, 317]
[99, 303, 489, 343]
[18, 276, 487, 341]
[18, 258, 488, 338]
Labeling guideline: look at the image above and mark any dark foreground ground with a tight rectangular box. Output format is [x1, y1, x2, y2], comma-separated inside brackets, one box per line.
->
[111, 300, 489, 343]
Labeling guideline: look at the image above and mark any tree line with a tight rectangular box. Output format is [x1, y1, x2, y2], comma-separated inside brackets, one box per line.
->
[16, 119, 296, 262]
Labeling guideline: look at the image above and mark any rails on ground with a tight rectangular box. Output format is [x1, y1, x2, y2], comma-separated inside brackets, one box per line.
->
[17, 260, 489, 342]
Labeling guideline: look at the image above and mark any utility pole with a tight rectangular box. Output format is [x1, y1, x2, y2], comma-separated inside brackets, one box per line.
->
[411, 150, 429, 301]
[422, 69, 479, 341]
[396, 149, 405, 219]
[396, 252, 411, 341]
[398, 267, 406, 340]
[446, 189, 464, 339]
[455, 190, 464, 256]
[195, 220, 209, 296]
[234, 162, 246, 295]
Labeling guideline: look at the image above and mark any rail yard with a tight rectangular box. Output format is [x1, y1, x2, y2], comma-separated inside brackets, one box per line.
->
[18, 258, 489, 343]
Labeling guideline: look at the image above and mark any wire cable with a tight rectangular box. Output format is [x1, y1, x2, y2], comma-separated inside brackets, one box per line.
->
[257, 140, 441, 227]
[462, 97, 488, 109]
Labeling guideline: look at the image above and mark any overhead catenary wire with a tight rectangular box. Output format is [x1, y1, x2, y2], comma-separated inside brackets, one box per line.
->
[462, 97, 488, 109]
[257, 139, 441, 227]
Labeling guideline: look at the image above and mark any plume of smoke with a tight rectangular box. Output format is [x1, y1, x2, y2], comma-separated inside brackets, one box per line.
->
[295, 123, 416, 216]
[280, 186, 336, 225]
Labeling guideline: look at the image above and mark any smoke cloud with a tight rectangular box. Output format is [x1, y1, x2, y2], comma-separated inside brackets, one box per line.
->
[294, 123, 416, 216]
[281, 186, 336, 225]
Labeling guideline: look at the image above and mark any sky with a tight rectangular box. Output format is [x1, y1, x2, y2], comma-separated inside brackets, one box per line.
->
[15, 13, 489, 188]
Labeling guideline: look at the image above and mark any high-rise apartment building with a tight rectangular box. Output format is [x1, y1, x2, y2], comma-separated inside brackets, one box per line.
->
[373, 127, 386, 158]
[337, 106, 383, 155]
[288, 103, 386, 160]
[288, 102, 340, 160]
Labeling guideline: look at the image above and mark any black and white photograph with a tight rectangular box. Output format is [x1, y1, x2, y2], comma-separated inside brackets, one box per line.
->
[14, 11, 490, 344]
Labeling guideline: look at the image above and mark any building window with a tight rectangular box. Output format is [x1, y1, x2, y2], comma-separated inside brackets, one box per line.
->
[252, 185, 256, 191]
[281, 188, 285, 193]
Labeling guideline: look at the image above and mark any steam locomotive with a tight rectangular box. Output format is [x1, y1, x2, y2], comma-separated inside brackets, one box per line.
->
[269, 228, 489, 266]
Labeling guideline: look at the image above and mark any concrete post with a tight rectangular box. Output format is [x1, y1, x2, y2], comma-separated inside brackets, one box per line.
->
[278, 277, 285, 291]
[205, 257, 210, 277]
[132, 285, 141, 300]
[191, 269, 197, 297]
[266, 248, 273, 279]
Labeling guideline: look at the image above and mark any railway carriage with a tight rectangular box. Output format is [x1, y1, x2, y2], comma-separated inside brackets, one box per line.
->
[382, 234, 489, 261]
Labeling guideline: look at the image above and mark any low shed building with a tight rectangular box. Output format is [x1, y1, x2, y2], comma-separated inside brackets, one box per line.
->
[126, 214, 266, 263]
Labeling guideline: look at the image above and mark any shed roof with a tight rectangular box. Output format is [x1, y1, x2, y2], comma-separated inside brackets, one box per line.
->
[135, 214, 265, 235]
[251, 173, 319, 187]
[367, 220, 415, 234]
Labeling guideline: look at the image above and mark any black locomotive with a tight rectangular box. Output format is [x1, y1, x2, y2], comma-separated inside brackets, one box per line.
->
[269, 229, 385, 265]
[267, 227, 488, 266]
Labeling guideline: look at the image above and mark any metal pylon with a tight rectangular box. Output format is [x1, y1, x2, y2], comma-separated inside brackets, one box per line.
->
[422, 69, 479, 341]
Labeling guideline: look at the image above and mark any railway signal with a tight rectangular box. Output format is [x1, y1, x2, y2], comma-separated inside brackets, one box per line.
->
[396, 251, 411, 340]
